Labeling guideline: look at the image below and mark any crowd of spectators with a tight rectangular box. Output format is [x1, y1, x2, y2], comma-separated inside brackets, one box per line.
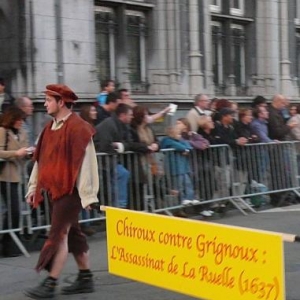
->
[2, 75, 300, 256]
[92, 82, 300, 216]
[92, 87, 300, 214]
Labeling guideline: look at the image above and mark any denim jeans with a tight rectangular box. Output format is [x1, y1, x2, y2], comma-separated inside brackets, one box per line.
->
[113, 164, 130, 208]
[174, 173, 195, 201]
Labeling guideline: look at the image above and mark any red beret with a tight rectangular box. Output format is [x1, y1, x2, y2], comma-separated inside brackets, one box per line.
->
[44, 84, 78, 102]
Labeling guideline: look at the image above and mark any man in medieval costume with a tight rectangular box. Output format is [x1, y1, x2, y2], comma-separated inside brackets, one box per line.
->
[24, 84, 99, 299]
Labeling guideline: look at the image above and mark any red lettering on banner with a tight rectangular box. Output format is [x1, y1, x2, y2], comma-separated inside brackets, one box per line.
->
[196, 234, 258, 264]
[198, 265, 235, 288]
[110, 246, 118, 260]
[167, 256, 178, 275]
[158, 232, 192, 249]
[115, 247, 165, 272]
[115, 217, 156, 242]
[181, 262, 196, 279]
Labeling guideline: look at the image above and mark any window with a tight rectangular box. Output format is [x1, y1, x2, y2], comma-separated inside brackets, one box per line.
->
[231, 25, 246, 90]
[232, 0, 241, 9]
[230, 0, 244, 16]
[94, 7, 116, 83]
[210, 0, 221, 13]
[211, 22, 224, 94]
[94, 7, 148, 93]
[126, 10, 147, 93]
[211, 0, 252, 96]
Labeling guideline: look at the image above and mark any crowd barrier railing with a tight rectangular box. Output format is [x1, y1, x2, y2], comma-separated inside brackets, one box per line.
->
[152, 145, 236, 214]
[231, 141, 300, 212]
[2, 141, 300, 256]
[0, 158, 30, 257]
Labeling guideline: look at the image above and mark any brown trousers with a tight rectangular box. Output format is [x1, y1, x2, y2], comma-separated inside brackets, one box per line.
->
[35, 190, 88, 272]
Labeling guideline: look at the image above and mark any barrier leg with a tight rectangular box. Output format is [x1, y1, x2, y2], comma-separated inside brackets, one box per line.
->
[229, 197, 257, 215]
[293, 189, 300, 198]
[9, 232, 30, 258]
[21, 210, 33, 235]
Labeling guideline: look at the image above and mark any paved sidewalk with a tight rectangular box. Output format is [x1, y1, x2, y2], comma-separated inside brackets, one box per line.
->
[1, 207, 300, 299]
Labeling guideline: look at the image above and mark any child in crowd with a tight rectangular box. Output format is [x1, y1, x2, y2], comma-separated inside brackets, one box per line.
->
[160, 126, 199, 207]
[176, 118, 213, 217]
[176, 118, 209, 150]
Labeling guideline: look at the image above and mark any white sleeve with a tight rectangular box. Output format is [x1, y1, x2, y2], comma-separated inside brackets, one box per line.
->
[76, 139, 99, 208]
[25, 161, 38, 197]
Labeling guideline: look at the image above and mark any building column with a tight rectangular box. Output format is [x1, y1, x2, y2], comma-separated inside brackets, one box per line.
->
[166, 0, 179, 94]
[115, 4, 131, 90]
[279, 0, 293, 96]
[188, 0, 203, 96]
[149, 0, 169, 95]
[202, 0, 214, 95]
[256, 0, 280, 96]
[224, 18, 236, 96]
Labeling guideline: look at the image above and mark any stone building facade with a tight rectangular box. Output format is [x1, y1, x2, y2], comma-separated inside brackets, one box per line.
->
[0, 0, 300, 103]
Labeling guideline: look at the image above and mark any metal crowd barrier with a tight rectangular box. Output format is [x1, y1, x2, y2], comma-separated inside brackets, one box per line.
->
[2, 141, 300, 257]
[0, 159, 30, 257]
[97, 151, 150, 211]
[231, 141, 300, 212]
[152, 145, 234, 214]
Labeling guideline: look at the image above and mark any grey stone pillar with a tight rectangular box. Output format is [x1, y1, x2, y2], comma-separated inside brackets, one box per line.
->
[256, 0, 280, 96]
[224, 18, 236, 96]
[202, 0, 214, 95]
[166, 0, 179, 94]
[149, 0, 169, 94]
[115, 4, 131, 90]
[279, 0, 293, 96]
[188, 0, 203, 96]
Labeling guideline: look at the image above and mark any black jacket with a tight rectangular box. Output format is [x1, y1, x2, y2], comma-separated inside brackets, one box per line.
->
[94, 105, 111, 126]
[197, 128, 218, 145]
[212, 122, 239, 147]
[234, 121, 259, 143]
[268, 105, 290, 141]
[93, 115, 149, 154]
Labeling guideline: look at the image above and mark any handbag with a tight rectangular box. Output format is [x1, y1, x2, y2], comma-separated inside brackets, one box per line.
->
[0, 130, 9, 172]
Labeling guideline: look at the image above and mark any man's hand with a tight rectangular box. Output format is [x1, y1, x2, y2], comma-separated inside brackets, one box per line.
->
[85, 203, 99, 211]
[236, 137, 248, 146]
[163, 106, 172, 114]
[26, 192, 35, 206]
[148, 143, 159, 152]
[182, 149, 190, 156]
[288, 121, 298, 128]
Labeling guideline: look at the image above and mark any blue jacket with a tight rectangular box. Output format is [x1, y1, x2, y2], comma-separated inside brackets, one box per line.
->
[250, 119, 273, 143]
[160, 137, 193, 175]
[96, 92, 108, 105]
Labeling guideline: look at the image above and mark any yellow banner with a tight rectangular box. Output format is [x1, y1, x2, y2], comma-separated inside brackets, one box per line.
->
[105, 207, 285, 300]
